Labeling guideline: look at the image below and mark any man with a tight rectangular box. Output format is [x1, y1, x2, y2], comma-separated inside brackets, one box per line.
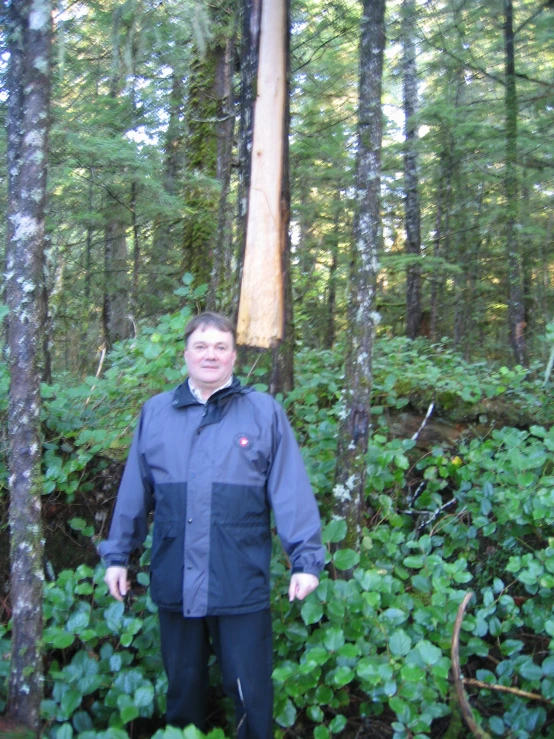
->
[99, 311, 324, 738]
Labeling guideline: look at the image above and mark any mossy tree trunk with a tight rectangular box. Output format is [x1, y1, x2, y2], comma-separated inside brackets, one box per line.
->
[402, 0, 422, 340]
[5, 0, 52, 732]
[102, 4, 130, 350]
[183, 1, 236, 302]
[333, 0, 386, 553]
[504, 0, 527, 366]
[208, 32, 238, 312]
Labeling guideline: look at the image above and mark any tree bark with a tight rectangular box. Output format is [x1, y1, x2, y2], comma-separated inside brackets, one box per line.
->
[325, 207, 341, 349]
[5, 0, 52, 731]
[333, 0, 386, 551]
[504, 0, 527, 366]
[102, 6, 130, 350]
[270, 0, 294, 394]
[182, 46, 221, 294]
[102, 217, 129, 348]
[236, 0, 262, 311]
[402, 0, 422, 340]
[208, 34, 237, 312]
[237, 0, 288, 349]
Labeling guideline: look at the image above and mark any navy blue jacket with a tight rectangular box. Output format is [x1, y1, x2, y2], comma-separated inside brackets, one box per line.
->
[99, 378, 325, 616]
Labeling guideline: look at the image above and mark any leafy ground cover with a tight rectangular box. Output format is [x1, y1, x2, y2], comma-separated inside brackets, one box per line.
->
[1, 291, 554, 737]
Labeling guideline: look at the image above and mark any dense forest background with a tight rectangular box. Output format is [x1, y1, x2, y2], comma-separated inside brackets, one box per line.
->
[1, 1, 554, 738]
[1, 0, 553, 369]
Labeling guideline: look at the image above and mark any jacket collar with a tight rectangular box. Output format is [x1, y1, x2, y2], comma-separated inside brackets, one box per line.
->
[172, 375, 244, 410]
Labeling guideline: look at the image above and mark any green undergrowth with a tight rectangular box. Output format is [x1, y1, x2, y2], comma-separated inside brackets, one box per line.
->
[1, 291, 554, 737]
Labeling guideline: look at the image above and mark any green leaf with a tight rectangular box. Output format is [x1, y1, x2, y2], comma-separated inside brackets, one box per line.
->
[66, 611, 90, 633]
[332, 666, 354, 687]
[389, 629, 412, 657]
[314, 727, 330, 739]
[415, 640, 442, 666]
[134, 684, 154, 708]
[182, 727, 205, 739]
[61, 689, 82, 718]
[69, 518, 87, 531]
[519, 660, 543, 682]
[333, 548, 360, 570]
[403, 555, 424, 569]
[48, 629, 76, 649]
[55, 725, 74, 739]
[301, 601, 323, 625]
[307, 705, 324, 722]
[275, 698, 296, 728]
[323, 627, 345, 652]
[120, 705, 140, 723]
[322, 518, 347, 544]
[105, 601, 125, 632]
[329, 715, 347, 733]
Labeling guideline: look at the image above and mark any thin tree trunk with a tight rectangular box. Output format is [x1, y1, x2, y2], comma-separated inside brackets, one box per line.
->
[270, 0, 294, 394]
[131, 180, 140, 313]
[5, 0, 52, 731]
[208, 34, 237, 311]
[334, 0, 386, 553]
[236, 0, 262, 319]
[151, 71, 185, 308]
[402, 0, 422, 340]
[326, 207, 340, 349]
[102, 218, 129, 348]
[102, 6, 129, 349]
[504, 0, 527, 365]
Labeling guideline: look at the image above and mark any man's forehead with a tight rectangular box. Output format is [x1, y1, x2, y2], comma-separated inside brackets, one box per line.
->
[188, 324, 234, 344]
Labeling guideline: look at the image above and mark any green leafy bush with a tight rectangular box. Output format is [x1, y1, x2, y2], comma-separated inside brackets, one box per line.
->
[2, 302, 554, 737]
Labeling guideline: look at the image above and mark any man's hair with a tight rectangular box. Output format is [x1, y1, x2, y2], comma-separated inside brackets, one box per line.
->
[184, 311, 236, 348]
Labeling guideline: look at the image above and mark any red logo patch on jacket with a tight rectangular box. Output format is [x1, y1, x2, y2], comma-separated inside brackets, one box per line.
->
[234, 433, 252, 450]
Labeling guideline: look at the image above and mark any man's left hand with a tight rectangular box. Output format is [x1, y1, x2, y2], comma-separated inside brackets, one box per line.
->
[289, 573, 319, 602]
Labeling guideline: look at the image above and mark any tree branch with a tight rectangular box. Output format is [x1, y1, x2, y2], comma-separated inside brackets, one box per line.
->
[451, 591, 492, 739]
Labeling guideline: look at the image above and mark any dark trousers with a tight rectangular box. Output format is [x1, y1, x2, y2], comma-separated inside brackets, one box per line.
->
[158, 608, 274, 739]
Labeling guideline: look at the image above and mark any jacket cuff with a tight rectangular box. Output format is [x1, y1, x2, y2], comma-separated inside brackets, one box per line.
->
[103, 556, 129, 568]
[291, 566, 321, 577]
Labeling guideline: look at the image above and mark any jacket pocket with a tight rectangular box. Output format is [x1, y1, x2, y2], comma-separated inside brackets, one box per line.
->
[150, 518, 184, 608]
[207, 523, 271, 610]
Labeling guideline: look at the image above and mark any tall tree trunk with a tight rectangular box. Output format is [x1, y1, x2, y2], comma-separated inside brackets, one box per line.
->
[151, 71, 185, 310]
[236, 0, 294, 393]
[326, 207, 341, 349]
[208, 33, 237, 311]
[130, 181, 140, 315]
[504, 0, 527, 365]
[333, 0, 386, 552]
[102, 6, 129, 349]
[5, 0, 52, 731]
[402, 0, 422, 340]
[182, 46, 221, 293]
[236, 0, 261, 313]
[270, 0, 294, 394]
[102, 218, 129, 349]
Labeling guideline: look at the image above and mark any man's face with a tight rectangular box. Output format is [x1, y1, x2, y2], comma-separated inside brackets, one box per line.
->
[184, 324, 236, 397]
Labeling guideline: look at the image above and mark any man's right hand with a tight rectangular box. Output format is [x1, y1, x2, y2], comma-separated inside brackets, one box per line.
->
[104, 566, 129, 602]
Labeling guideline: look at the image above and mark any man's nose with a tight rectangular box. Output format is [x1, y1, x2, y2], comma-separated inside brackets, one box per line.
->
[205, 345, 216, 359]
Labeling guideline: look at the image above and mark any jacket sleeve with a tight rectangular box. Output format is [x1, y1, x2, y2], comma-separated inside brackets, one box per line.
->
[266, 401, 325, 577]
[97, 408, 154, 567]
